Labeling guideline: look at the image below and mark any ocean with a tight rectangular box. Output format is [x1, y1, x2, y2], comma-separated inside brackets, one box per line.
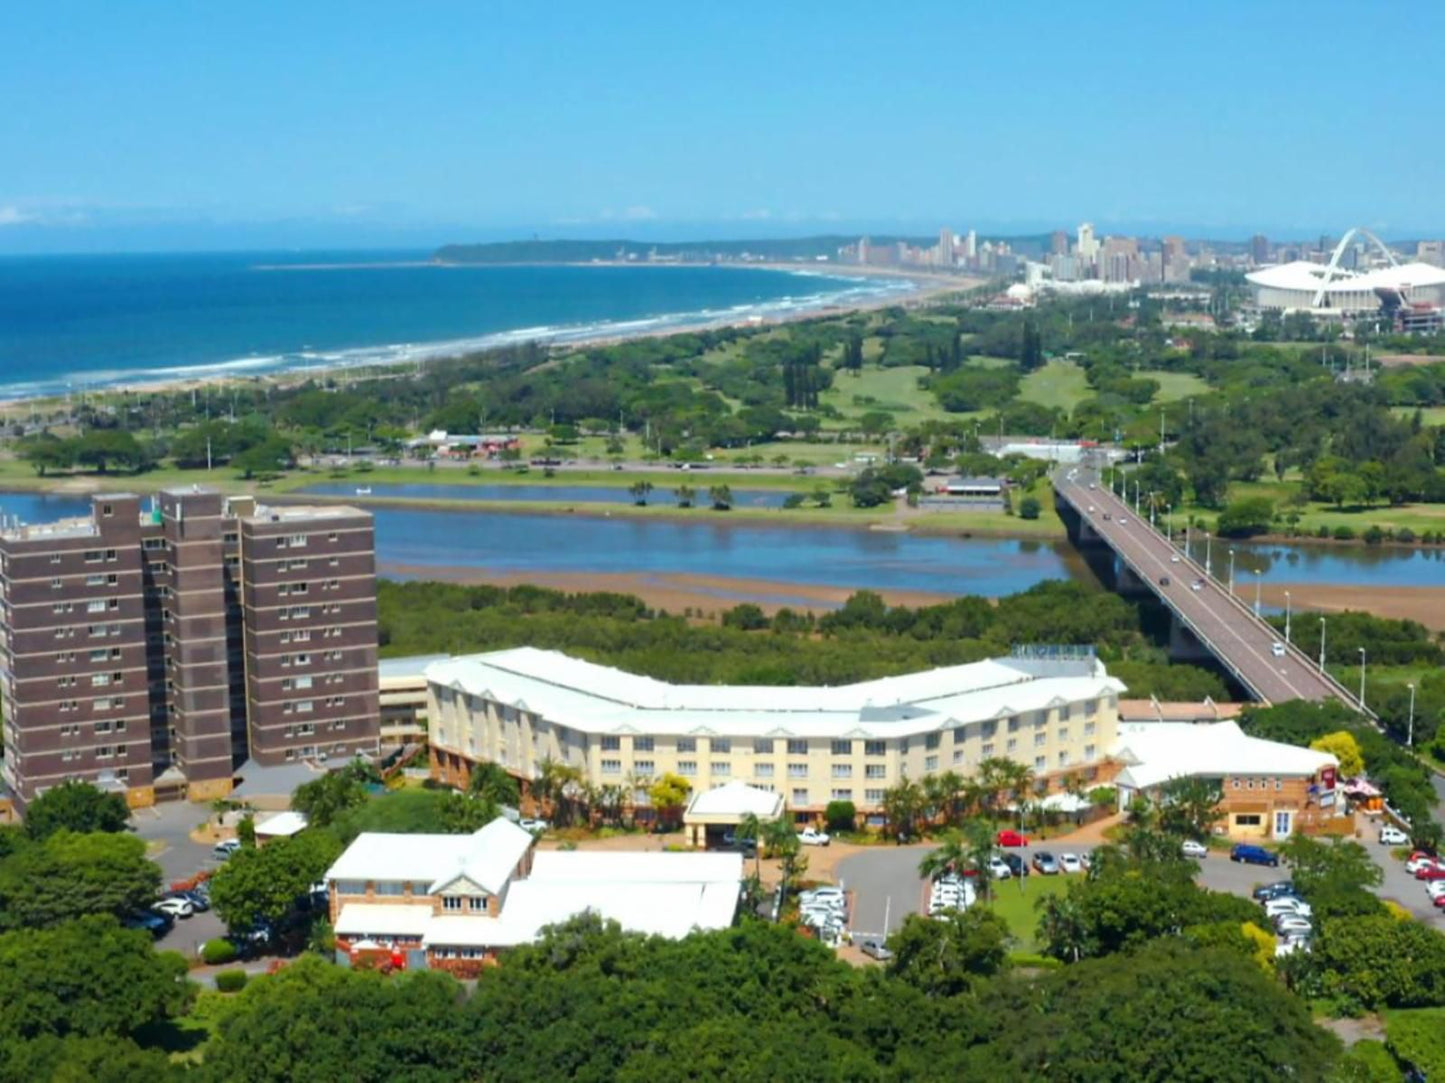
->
[0, 251, 910, 399]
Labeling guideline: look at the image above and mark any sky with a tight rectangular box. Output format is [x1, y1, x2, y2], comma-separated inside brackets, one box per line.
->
[2, 1, 1443, 252]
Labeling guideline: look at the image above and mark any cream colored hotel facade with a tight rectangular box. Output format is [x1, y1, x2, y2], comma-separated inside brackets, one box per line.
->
[426, 648, 1125, 818]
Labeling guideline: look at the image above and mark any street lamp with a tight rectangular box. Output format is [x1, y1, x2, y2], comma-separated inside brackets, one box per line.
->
[1253, 569, 1262, 617]
[1164, 504, 1172, 544]
[1318, 617, 1327, 674]
[1408, 683, 1417, 748]
[1357, 647, 1367, 710]
[1284, 591, 1291, 644]
[1204, 532, 1212, 577]
[1228, 548, 1236, 595]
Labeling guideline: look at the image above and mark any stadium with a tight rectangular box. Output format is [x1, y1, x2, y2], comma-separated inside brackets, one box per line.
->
[1247, 227, 1445, 327]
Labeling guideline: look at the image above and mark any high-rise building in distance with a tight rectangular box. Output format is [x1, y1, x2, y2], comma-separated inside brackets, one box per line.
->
[1251, 234, 1270, 265]
[0, 490, 379, 810]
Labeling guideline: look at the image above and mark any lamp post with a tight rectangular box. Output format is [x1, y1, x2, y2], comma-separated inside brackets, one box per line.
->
[1204, 532, 1212, 577]
[1253, 569, 1262, 617]
[1165, 504, 1172, 544]
[1407, 683, 1417, 748]
[1228, 548, 1236, 595]
[1318, 617, 1326, 674]
[1357, 646, 1367, 710]
[1284, 591, 1291, 644]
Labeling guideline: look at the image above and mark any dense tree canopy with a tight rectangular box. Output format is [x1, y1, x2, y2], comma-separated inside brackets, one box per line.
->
[22, 781, 130, 840]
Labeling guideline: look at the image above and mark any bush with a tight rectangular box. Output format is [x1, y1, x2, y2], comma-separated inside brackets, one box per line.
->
[782, 493, 805, 509]
[824, 800, 857, 834]
[1333, 525, 1356, 541]
[1363, 525, 1385, 546]
[202, 938, 238, 966]
[214, 969, 249, 993]
[1397, 527, 1417, 544]
[1018, 495, 1041, 520]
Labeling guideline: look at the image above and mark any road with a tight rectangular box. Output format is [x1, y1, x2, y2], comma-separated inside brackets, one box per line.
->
[1055, 470, 1350, 706]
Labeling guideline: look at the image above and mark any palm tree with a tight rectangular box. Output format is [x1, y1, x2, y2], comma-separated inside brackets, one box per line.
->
[708, 484, 733, 510]
[674, 484, 696, 508]
[935, 770, 966, 826]
[962, 819, 997, 902]
[882, 779, 924, 842]
[917, 829, 968, 882]
[534, 757, 584, 826]
[629, 480, 653, 506]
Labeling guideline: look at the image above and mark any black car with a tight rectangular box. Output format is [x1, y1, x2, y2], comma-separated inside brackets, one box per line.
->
[1252, 880, 1295, 901]
[174, 889, 210, 912]
[1001, 853, 1029, 878]
[721, 832, 757, 853]
[123, 910, 174, 939]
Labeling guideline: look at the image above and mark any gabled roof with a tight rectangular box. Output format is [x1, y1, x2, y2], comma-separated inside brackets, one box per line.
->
[1108, 721, 1337, 791]
[324, 816, 535, 894]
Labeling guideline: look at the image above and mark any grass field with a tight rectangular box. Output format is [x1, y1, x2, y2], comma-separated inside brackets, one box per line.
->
[1392, 405, 1445, 426]
[986, 873, 1068, 952]
[1142, 370, 1210, 402]
[821, 365, 956, 425]
[1019, 359, 1090, 413]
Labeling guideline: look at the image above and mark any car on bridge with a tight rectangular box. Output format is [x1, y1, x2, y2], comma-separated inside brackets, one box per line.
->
[1271, 642, 1286, 657]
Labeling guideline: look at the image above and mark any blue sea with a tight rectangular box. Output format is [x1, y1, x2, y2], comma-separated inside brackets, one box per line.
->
[0, 251, 910, 399]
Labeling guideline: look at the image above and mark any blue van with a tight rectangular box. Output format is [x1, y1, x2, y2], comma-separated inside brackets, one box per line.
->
[1230, 843, 1279, 867]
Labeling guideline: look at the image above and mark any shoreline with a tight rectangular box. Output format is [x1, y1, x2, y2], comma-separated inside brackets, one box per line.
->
[0, 263, 972, 411]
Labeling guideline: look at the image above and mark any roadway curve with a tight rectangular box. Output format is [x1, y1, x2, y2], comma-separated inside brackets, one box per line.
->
[1055, 470, 1357, 707]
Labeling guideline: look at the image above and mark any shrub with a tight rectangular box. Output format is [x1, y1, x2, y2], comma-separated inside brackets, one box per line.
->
[1018, 496, 1041, 520]
[1397, 527, 1416, 544]
[782, 493, 805, 509]
[1316, 525, 1331, 539]
[214, 969, 249, 993]
[1363, 525, 1385, 546]
[824, 800, 857, 834]
[202, 938, 238, 966]
[1333, 525, 1356, 541]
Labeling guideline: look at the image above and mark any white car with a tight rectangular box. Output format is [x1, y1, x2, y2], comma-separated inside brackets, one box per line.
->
[987, 856, 1012, 880]
[1181, 839, 1208, 859]
[801, 886, 844, 902]
[1379, 825, 1410, 846]
[1271, 642, 1286, 658]
[1119, 517, 1129, 525]
[1274, 916, 1313, 936]
[1265, 898, 1312, 919]
[1407, 854, 1438, 875]
[799, 827, 831, 847]
[152, 897, 194, 919]
[211, 838, 242, 860]
[1059, 853, 1082, 874]
[1170, 554, 1180, 563]
[1425, 882, 1445, 901]
[518, 818, 549, 834]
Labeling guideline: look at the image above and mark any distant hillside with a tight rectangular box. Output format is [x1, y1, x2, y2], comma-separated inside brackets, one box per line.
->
[434, 235, 938, 264]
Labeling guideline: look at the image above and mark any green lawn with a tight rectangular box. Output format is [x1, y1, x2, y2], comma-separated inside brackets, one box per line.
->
[1019, 359, 1091, 413]
[1142, 370, 1210, 402]
[1392, 405, 1445, 426]
[985, 872, 1068, 952]
[820, 364, 956, 425]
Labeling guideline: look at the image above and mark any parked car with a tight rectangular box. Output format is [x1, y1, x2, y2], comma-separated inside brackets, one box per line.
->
[152, 896, 194, 919]
[799, 827, 831, 847]
[987, 856, 1012, 880]
[123, 910, 173, 939]
[518, 818, 549, 834]
[721, 831, 757, 852]
[1001, 853, 1029, 878]
[1265, 898, 1312, 919]
[175, 889, 210, 912]
[1181, 839, 1208, 859]
[1274, 916, 1314, 936]
[1405, 852, 1439, 875]
[1425, 881, 1445, 901]
[859, 938, 894, 962]
[1230, 843, 1279, 867]
[1078, 851, 1092, 871]
[1032, 852, 1060, 875]
[212, 839, 242, 860]
[1252, 880, 1295, 901]
[1415, 862, 1445, 882]
[1434, 893, 1445, 910]
[1379, 825, 1410, 846]
[1059, 853, 1083, 874]
[996, 829, 1030, 848]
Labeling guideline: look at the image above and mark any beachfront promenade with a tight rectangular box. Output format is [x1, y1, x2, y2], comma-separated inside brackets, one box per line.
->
[1053, 469, 1365, 710]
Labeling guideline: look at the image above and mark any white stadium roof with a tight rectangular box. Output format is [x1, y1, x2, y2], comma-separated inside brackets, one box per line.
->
[425, 648, 1125, 740]
[1247, 260, 1445, 294]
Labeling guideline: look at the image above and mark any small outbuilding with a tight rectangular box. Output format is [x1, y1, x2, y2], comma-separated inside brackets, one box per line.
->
[682, 780, 784, 849]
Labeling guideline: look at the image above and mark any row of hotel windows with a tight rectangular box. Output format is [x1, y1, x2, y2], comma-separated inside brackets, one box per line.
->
[280, 673, 347, 690]
[57, 671, 125, 688]
[281, 697, 349, 714]
[590, 723, 1100, 757]
[50, 573, 119, 589]
[56, 697, 127, 712]
[597, 746, 1100, 779]
[51, 598, 121, 615]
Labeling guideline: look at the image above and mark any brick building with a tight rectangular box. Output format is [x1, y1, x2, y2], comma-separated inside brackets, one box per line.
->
[0, 490, 379, 810]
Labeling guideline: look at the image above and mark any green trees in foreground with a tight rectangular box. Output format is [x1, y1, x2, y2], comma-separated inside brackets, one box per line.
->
[21, 780, 130, 840]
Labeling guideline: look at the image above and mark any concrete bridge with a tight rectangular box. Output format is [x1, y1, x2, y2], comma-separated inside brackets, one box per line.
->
[1053, 468, 1365, 709]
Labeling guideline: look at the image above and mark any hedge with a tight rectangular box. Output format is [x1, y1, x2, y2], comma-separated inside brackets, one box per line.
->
[202, 938, 238, 966]
[214, 969, 248, 993]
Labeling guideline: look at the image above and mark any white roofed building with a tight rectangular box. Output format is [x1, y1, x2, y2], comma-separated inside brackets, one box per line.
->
[1246, 228, 1445, 323]
[323, 818, 742, 974]
[426, 647, 1126, 823]
[1108, 720, 1345, 841]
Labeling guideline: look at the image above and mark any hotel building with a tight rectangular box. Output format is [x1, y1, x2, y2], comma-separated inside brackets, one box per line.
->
[426, 647, 1125, 820]
[0, 490, 379, 811]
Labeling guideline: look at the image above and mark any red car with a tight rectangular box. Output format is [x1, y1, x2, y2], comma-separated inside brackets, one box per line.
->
[996, 829, 1030, 848]
[1415, 863, 1445, 881]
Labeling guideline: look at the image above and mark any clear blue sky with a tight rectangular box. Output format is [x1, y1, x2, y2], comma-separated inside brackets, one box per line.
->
[3, 1, 1442, 252]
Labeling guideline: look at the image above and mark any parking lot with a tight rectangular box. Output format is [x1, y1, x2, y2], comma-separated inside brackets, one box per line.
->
[130, 801, 232, 953]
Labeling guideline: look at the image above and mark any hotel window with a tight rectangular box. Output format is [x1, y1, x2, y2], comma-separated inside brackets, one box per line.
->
[830, 739, 851, 756]
[711, 761, 730, 777]
[754, 763, 774, 779]
[787, 739, 808, 755]
[864, 740, 885, 756]
[924, 733, 940, 751]
[1057, 728, 1069, 744]
[600, 736, 621, 752]
[831, 764, 852, 779]
[374, 881, 405, 896]
[865, 789, 885, 803]
[1235, 814, 1262, 827]
[980, 742, 994, 757]
[1034, 756, 1046, 772]
[676, 738, 696, 753]
[288, 534, 309, 548]
[925, 755, 939, 772]
[84, 550, 102, 563]
[1084, 699, 1097, 716]
[752, 738, 773, 755]
[710, 738, 731, 754]
[633, 736, 654, 752]
[600, 759, 621, 774]
[1034, 733, 1046, 748]
[1274, 778, 1283, 790]
[788, 763, 808, 779]
[1034, 712, 1047, 727]
[865, 764, 886, 779]
[1231, 778, 1241, 789]
[295, 700, 315, 714]
[634, 760, 654, 776]
[792, 788, 809, 805]
[1007, 716, 1020, 733]
[1057, 751, 1070, 768]
[678, 761, 697, 776]
[953, 750, 965, 765]
[1084, 722, 1096, 737]
[831, 788, 852, 801]
[953, 726, 967, 743]
[469, 896, 486, 912]
[442, 896, 463, 911]
[1007, 738, 1018, 754]
[1084, 744, 1095, 760]
[898, 738, 909, 754]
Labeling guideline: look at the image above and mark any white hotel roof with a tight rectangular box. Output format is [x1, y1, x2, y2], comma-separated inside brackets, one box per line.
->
[1109, 721, 1337, 791]
[426, 648, 1125, 739]
[324, 817, 534, 894]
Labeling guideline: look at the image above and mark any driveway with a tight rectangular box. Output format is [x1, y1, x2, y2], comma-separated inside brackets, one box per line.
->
[130, 802, 232, 953]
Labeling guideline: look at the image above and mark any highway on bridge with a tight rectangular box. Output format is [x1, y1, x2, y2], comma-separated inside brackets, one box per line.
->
[1055, 469, 1360, 708]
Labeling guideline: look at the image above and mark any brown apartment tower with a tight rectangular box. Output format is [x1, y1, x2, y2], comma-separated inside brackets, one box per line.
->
[0, 489, 378, 811]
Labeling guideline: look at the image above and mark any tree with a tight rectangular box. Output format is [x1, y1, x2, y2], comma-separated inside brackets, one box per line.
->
[647, 772, 691, 825]
[0, 915, 188, 1041]
[1308, 731, 1363, 778]
[674, 484, 695, 508]
[1215, 496, 1275, 538]
[232, 434, 296, 479]
[882, 778, 925, 841]
[290, 770, 370, 828]
[1018, 495, 1041, 520]
[1277, 835, 1383, 916]
[629, 480, 653, 506]
[707, 484, 733, 511]
[0, 831, 161, 931]
[885, 909, 1010, 997]
[823, 800, 856, 834]
[22, 781, 130, 840]
[72, 430, 148, 474]
[467, 762, 521, 807]
[209, 830, 343, 930]
[1155, 776, 1223, 841]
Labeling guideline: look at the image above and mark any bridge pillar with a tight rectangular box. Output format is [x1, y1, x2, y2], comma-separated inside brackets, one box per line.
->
[1115, 563, 1152, 597]
[1168, 615, 1214, 664]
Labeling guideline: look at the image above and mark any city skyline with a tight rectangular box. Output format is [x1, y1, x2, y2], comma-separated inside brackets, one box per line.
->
[3, 2, 1444, 252]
